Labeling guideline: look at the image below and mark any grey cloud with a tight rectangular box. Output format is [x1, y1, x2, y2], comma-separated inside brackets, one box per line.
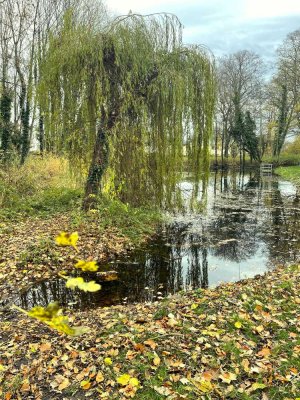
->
[183, 14, 300, 63]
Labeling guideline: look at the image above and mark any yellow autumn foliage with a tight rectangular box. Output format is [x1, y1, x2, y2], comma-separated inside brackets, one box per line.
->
[65, 277, 101, 292]
[55, 231, 79, 251]
[13, 303, 89, 336]
[75, 260, 98, 272]
[117, 374, 140, 387]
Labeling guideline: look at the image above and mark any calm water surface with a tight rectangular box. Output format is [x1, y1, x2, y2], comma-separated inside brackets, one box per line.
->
[15, 171, 300, 309]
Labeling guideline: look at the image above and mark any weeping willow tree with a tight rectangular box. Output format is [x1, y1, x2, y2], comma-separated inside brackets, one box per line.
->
[38, 10, 215, 209]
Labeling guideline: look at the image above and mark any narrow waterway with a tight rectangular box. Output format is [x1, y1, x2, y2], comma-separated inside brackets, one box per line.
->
[15, 171, 300, 309]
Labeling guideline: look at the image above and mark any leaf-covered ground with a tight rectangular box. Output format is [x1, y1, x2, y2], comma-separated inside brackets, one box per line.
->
[0, 209, 158, 302]
[1, 256, 299, 399]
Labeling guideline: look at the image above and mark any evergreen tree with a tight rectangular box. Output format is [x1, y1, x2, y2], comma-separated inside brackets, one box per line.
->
[244, 111, 260, 161]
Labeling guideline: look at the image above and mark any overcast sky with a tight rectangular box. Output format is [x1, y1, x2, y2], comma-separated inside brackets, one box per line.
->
[105, 0, 300, 67]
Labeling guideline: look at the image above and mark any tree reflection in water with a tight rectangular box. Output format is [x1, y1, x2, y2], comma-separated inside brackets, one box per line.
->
[15, 171, 300, 310]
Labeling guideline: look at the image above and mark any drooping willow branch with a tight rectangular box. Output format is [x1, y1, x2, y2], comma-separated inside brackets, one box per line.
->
[37, 10, 216, 208]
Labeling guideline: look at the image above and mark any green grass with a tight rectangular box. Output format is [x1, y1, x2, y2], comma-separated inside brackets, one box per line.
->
[263, 152, 300, 166]
[275, 165, 300, 186]
[0, 154, 162, 246]
[0, 154, 82, 219]
[209, 153, 300, 168]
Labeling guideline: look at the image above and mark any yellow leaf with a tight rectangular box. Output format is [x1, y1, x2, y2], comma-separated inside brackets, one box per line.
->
[55, 232, 79, 251]
[219, 372, 237, 384]
[117, 374, 131, 386]
[75, 260, 98, 272]
[193, 379, 213, 393]
[250, 382, 266, 391]
[191, 303, 198, 310]
[241, 359, 250, 372]
[256, 325, 264, 333]
[79, 280, 101, 292]
[65, 277, 101, 292]
[153, 356, 161, 366]
[0, 364, 6, 372]
[201, 329, 224, 338]
[66, 277, 84, 290]
[71, 326, 90, 336]
[96, 372, 104, 383]
[58, 378, 70, 391]
[234, 321, 242, 329]
[129, 377, 140, 387]
[80, 380, 91, 390]
[14, 303, 88, 336]
[104, 357, 112, 366]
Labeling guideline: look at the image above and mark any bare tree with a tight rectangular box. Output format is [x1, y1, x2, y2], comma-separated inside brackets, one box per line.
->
[216, 50, 264, 165]
[272, 29, 300, 156]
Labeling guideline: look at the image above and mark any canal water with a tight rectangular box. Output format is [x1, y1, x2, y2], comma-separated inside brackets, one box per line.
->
[15, 171, 300, 309]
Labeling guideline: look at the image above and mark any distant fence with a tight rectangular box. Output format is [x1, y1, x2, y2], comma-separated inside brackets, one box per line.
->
[260, 163, 273, 174]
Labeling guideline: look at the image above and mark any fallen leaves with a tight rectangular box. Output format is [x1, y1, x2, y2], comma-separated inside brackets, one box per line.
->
[104, 357, 113, 366]
[58, 378, 70, 391]
[1, 262, 299, 399]
[257, 347, 271, 358]
[40, 342, 52, 352]
[219, 371, 237, 384]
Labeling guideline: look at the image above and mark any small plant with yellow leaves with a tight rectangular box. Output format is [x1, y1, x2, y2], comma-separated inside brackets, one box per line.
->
[14, 231, 101, 336]
[55, 231, 79, 251]
[117, 374, 141, 398]
[64, 276, 101, 292]
[12, 303, 89, 336]
[55, 233, 101, 292]
[75, 260, 98, 272]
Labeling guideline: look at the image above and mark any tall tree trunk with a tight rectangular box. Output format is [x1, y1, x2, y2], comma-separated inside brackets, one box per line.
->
[83, 124, 109, 210]
[38, 111, 44, 154]
[221, 124, 225, 168]
[0, 89, 12, 162]
[214, 122, 218, 168]
[20, 96, 30, 165]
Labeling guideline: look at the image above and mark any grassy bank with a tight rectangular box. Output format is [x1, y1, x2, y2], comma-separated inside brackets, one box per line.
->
[276, 166, 300, 187]
[1, 264, 299, 399]
[210, 153, 299, 169]
[262, 153, 300, 167]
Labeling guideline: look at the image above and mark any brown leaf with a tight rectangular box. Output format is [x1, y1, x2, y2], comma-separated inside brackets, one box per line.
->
[58, 378, 70, 391]
[257, 347, 271, 358]
[144, 339, 157, 350]
[134, 343, 146, 353]
[40, 342, 52, 352]
[96, 371, 104, 383]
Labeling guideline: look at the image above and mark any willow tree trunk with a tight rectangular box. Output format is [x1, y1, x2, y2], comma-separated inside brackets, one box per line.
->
[83, 124, 109, 210]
